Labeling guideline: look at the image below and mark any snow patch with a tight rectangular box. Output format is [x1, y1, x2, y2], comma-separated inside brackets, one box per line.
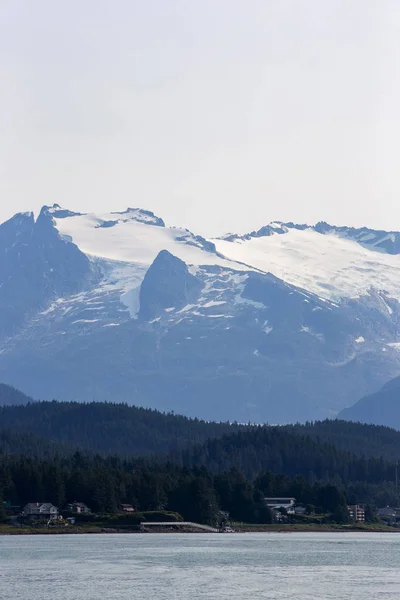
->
[202, 300, 227, 308]
[177, 304, 197, 313]
[121, 286, 140, 319]
[71, 319, 99, 324]
[214, 228, 400, 302]
[234, 293, 265, 309]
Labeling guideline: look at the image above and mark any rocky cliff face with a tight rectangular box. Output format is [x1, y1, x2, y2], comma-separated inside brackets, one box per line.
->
[0, 208, 95, 337]
[139, 250, 203, 320]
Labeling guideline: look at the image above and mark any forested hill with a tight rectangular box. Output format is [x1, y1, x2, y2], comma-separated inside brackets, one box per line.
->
[1, 409, 395, 492]
[0, 453, 388, 526]
[174, 427, 395, 485]
[285, 420, 400, 462]
[0, 401, 240, 456]
[2, 399, 400, 461]
[2, 401, 400, 516]
[0, 428, 72, 458]
[0, 383, 34, 406]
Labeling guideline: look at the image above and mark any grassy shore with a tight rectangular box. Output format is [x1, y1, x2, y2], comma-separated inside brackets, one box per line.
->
[1, 522, 399, 535]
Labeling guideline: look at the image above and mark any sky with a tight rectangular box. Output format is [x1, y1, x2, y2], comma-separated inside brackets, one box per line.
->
[1, 0, 400, 237]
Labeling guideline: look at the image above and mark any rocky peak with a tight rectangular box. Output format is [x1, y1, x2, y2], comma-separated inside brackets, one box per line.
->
[110, 208, 165, 227]
[0, 206, 95, 337]
[139, 250, 202, 320]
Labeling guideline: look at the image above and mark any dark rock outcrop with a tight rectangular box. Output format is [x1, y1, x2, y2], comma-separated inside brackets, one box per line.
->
[139, 250, 202, 320]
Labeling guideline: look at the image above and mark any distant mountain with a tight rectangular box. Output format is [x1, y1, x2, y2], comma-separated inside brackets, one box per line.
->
[1, 205, 400, 422]
[338, 376, 400, 429]
[0, 383, 33, 406]
[222, 221, 400, 255]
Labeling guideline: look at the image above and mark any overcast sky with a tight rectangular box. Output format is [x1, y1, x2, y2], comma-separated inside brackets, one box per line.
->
[1, 0, 399, 236]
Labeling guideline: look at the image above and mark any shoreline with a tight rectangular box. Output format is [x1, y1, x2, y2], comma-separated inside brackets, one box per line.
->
[0, 524, 398, 535]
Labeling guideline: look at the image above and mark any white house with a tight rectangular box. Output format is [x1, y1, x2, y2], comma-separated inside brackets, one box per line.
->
[23, 503, 59, 520]
[264, 497, 296, 515]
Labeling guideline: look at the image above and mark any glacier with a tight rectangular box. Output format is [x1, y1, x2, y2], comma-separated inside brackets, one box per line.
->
[0, 204, 399, 423]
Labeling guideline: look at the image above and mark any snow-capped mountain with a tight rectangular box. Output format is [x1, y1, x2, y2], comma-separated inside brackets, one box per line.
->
[0, 205, 399, 423]
[214, 221, 400, 302]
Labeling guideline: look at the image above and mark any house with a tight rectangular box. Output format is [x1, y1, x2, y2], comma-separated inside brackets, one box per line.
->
[23, 503, 59, 520]
[347, 504, 365, 522]
[120, 504, 135, 513]
[377, 507, 400, 523]
[264, 498, 296, 515]
[271, 509, 285, 522]
[67, 502, 91, 514]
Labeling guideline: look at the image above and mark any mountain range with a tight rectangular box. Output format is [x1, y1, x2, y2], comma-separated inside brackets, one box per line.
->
[1, 204, 399, 423]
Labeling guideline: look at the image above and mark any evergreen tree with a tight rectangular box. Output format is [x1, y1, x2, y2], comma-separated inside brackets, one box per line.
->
[364, 504, 378, 523]
[0, 494, 5, 522]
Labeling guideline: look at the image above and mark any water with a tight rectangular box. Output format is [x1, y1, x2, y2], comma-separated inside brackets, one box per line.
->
[0, 532, 400, 599]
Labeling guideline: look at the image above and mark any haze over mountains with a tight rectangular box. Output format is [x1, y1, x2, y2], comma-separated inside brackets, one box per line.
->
[338, 377, 400, 428]
[1, 204, 400, 424]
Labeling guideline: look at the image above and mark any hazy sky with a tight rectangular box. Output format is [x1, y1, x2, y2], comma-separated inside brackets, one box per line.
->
[1, 0, 400, 236]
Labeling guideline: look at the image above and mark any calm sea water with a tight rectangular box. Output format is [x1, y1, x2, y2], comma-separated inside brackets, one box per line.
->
[0, 532, 399, 599]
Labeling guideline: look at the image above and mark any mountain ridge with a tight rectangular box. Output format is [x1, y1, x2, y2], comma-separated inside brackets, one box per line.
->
[338, 376, 400, 428]
[220, 220, 400, 255]
[1, 205, 400, 423]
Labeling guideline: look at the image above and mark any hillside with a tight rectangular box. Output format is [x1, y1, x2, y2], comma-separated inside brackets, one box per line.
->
[286, 420, 400, 462]
[0, 383, 33, 406]
[338, 377, 400, 428]
[2, 410, 400, 521]
[0, 428, 71, 458]
[175, 426, 394, 485]
[1, 206, 400, 423]
[1, 449, 390, 527]
[0, 401, 239, 456]
[3, 399, 400, 463]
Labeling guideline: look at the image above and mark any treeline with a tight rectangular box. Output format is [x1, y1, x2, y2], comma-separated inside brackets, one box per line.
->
[0, 401, 239, 456]
[2, 405, 400, 510]
[2, 400, 400, 463]
[0, 429, 72, 459]
[286, 420, 400, 462]
[2, 398, 400, 522]
[2, 415, 397, 493]
[0, 453, 379, 526]
[175, 427, 396, 485]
